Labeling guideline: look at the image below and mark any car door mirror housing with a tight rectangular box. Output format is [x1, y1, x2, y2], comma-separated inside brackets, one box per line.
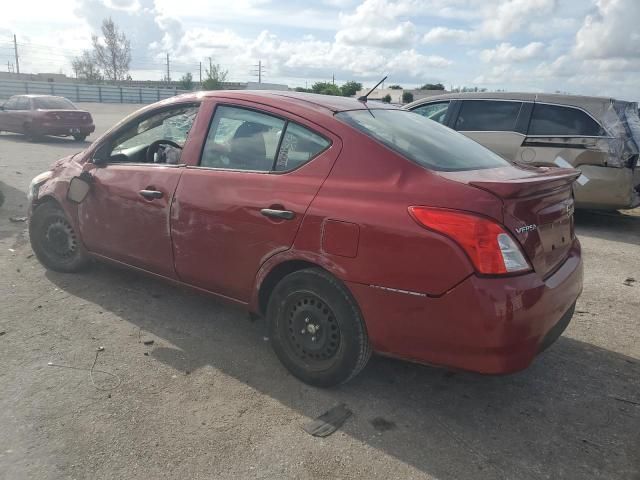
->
[67, 175, 92, 204]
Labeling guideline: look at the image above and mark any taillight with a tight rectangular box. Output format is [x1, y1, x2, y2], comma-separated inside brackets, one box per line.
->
[408, 207, 531, 275]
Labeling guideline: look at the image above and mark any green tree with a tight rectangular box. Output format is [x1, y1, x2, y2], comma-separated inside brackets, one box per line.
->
[311, 82, 341, 96]
[71, 50, 102, 83]
[179, 72, 194, 90]
[419, 82, 445, 90]
[382, 94, 392, 103]
[202, 60, 228, 90]
[402, 91, 414, 104]
[389, 84, 403, 90]
[340, 80, 362, 97]
[294, 87, 312, 92]
[91, 17, 131, 82]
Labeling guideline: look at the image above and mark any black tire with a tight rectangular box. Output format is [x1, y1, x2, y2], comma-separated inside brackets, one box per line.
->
[73, 134, 87, 142]
[29, 202, 90, 273]
[267, 268, 371, 387]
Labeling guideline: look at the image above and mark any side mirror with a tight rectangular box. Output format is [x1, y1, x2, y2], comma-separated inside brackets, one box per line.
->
[67, 174, 92, 204]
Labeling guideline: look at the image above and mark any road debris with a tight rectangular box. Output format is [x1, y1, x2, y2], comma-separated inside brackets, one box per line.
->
[9, 216, 27, 223]
[143, 339, 154, 346]
[623, 277, 636, 286]
[47, 348, 121, 391]
[371, 417, 397, 432]
[303, 404, 352, 437]
[0, 331, 6, 336]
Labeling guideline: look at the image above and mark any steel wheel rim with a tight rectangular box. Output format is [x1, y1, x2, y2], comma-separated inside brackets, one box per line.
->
[281, 291, 341, 368]
[43, 218, 78, 260]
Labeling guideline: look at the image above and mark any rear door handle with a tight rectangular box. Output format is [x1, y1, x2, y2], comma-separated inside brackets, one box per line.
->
[139, 189, 163, 199]
[260, 208, 295, 220]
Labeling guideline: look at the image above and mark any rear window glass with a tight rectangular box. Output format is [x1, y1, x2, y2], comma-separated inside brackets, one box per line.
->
[337, 109, 511, 172]
[529, 104, 604, 136]
[33, 97, 76, 110]
[455, 100, 522, 132]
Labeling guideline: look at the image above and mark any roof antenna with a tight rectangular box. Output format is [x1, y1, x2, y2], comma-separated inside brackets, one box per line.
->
[358, 75, 388, 102]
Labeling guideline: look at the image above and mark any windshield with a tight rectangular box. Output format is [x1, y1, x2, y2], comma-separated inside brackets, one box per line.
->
[33, 97, 76, 110]
[337, 109, 511, 172]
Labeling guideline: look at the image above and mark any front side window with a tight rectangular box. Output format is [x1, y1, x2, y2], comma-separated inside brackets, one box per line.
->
[411, 101, 450, 124]
[3, 97, 19, 110]
[528, 104, 605, 136]
[201, 106, 285, 171]
[337, 109, 510, 172]
[455, 100, 523, 132]
[33, 97, 76, 110]
[102, 104, 199, 164]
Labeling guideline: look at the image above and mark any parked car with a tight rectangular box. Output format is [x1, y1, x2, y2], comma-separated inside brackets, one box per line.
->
[27, 91, 583, 386]
[406, 92, 640, 210]
[0, 94, 95, 141]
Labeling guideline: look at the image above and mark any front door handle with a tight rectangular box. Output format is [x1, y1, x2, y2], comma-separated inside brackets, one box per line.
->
[139, 189, 163, 199]
[260, 208, 295, 220]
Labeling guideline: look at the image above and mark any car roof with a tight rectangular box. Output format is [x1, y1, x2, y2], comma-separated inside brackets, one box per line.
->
[169, 90, 401, 115]
[12, 94, 68, 99]
[406, 91, 634, 121]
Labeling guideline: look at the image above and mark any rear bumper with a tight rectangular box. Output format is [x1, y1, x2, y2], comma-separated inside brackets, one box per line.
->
[574, 165, 640, 210]
[32, 123, 95, 136]
[348, 239, 583, 374]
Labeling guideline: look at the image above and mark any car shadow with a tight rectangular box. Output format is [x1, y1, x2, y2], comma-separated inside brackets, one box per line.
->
[45, 264, 640, 480]
[575, 209, 640, 246]
[0, 132, 91, 146]
[0, 180, 29, 242]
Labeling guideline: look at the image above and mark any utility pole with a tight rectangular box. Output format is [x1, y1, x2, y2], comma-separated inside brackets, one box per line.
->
[199, 61, 202, 84]
[166, 53, 170, 83]
[332, 73, 335, 85]
[251, 60, 265, 84]
[13, 34, 20, 75]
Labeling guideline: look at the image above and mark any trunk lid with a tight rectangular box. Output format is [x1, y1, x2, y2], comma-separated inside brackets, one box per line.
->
[41, 109, 92, 123]
[442, 165, 580, 277]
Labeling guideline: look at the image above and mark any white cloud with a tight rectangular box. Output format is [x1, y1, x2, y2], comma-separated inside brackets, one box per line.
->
[480, 42, 546, 63]
[574, 0, 640, 59]
[336, 0, 418, 48]
[423, 27, 476, 44]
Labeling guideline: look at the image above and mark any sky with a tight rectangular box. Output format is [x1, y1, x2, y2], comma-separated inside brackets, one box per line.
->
[0, 0, 638, 100]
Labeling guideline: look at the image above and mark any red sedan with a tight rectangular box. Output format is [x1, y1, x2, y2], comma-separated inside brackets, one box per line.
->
[27, 91, 583, 386]
[0, 95, 95, 141]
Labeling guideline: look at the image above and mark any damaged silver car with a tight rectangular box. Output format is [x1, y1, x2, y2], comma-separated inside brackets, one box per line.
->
[406, 92, 640, 210]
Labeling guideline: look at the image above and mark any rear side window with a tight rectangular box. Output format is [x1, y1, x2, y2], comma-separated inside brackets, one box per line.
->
[201, 106, 285, 171]
[455, 100, 522, 132]
[275, 123, 330, 171]
[3, 97, 19, 110]
[411, 101, 450, 124]
[337, 109, 510, 172]
[16, 97, 31, 110]
[528, 104, 604, 136]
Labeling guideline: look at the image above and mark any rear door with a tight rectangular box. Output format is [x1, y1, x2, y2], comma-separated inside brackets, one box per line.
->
[522, 102, 608, 168]
[171, 100, 341, 302]
[453, 99, 530, 160]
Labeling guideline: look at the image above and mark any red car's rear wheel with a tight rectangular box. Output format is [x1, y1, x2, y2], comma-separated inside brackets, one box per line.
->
[267, 268, 371, 387]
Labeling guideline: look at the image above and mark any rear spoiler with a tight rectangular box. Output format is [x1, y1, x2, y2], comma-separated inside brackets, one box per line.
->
[469, 168, 580, 199]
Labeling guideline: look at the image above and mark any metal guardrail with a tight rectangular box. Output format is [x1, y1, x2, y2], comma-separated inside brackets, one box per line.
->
[0, 79, 189, 104]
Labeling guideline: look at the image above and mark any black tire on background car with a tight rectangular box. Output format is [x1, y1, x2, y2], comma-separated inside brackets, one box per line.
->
[73, 134, 87, 142]
[267, 268, 372, 387]
[29, 202, 90, 273]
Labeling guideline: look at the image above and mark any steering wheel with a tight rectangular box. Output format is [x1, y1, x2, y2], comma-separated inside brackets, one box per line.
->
[146, 139, 182, 163]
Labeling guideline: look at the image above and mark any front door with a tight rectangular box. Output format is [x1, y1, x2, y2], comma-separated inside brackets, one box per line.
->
[171, 102, 340, 302]
[77, 102, 200, 278]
